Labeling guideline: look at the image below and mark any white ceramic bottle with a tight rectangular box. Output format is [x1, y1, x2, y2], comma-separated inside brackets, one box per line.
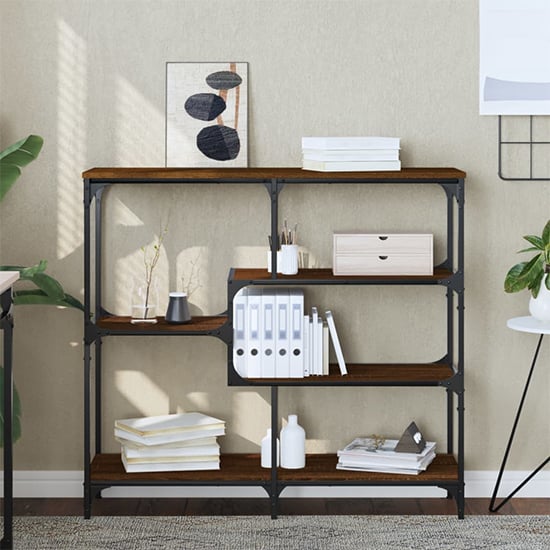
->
[280, 414, 305, 469]
[261, 428, 279, 468]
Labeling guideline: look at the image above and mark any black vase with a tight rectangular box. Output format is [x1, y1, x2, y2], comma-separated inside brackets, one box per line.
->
[165, 292, 191, 324]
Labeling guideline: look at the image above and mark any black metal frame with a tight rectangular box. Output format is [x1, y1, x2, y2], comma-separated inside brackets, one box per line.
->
[1, 287, 15, 549]
[83, 171, 465, 520]
[489, 333, 550, 512]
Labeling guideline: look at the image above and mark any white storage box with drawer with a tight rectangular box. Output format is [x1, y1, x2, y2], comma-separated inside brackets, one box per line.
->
[333, 233, 433, 276]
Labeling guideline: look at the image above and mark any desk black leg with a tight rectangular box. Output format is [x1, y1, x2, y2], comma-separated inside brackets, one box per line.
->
[489, 333, 550, 512]
[1, 289, 14, 550]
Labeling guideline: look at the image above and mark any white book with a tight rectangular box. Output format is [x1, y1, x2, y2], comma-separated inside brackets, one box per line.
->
[116, 436, 218, 450]
[302, 136, 400, 150]
[122, 449, 220, 464]
[115, 427, 225, 446]
[121, 453, 220, 473]
[310, 307, 319, 375]
[303, 314, 310, 377]
[338, 439, 436, 461]
[338, 450, 436, 471]
[122, 442, 220, 460]
[336, 463, 424, 475]
[325, 311, 347, 375]
[302, 149, 400, 161]
[322, 320, 329, 376]
[302, 159, 401, 172]
[115, 412, 225, 437]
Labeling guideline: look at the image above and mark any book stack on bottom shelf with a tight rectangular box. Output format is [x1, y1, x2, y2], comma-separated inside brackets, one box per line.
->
[336, 437, 436, 475]
[114, 412, 225, 473]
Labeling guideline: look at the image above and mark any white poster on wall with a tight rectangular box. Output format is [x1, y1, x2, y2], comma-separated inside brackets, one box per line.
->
[480, 0, 550, 115]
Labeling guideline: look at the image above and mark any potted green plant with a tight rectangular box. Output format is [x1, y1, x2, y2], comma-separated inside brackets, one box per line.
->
[0, 135, 83, 445]
[504, 219, 550, 321]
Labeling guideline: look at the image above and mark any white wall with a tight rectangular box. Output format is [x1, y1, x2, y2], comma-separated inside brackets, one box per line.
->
[1, 0, 548, 477]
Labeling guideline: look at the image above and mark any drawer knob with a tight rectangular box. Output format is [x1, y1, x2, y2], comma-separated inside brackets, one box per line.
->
[378, 236, 388, 240]
[379, 255, 388, 260]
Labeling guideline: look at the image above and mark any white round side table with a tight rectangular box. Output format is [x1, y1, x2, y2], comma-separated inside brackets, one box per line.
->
[489, 316, 550, 512]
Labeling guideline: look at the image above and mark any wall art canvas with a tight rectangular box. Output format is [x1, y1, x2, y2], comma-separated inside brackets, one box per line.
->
[480, 0, 550, 115]
[166, 62, 248, 166]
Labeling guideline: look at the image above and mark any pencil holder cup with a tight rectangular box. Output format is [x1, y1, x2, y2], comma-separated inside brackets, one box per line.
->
[267, 250, 282, 273]
[165, 292, 191, 324]
[280, 245, 299, 275]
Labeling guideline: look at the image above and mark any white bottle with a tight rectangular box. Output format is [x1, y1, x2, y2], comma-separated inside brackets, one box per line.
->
[261, 428, 279, 468]
[280, 414, 306, 469]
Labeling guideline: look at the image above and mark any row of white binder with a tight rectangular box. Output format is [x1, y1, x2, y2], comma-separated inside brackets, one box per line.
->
[233, 288, 347, 378]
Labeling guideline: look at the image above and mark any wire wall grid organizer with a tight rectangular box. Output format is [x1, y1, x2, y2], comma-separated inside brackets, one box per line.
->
[498, 115, 550, 181]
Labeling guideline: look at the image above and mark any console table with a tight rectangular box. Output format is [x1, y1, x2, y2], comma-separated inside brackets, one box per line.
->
[0, 271, 19, 549]
[489, 316, 550, 512]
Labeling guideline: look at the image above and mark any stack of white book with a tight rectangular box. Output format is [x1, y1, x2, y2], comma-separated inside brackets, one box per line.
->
[336, 437, 436, 475]
[115, 412, 225, 473]
[301, 136, 401, 172]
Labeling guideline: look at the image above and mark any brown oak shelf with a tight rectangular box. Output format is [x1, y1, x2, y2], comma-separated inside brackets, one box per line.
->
[95, 315, 228, 335]
[230, 267, 453, 285]
[91, 453, 457, 485]
[242, 362, 455, 386]
[83, 167, 466, 182]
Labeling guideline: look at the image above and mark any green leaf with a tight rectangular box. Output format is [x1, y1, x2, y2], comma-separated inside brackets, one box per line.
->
[0, 261, 48, 280]
[31, 272, 65, 300]
[517, 247, 542, 254]
[522, 235, 544, 250]
[0, 366, 22, 446]
[0, 135, 43, 201]
[505, 262, 529, 293]
[542, 220, 550, 245]
[518, 254, 544, 285]
[529, 269, 545, 298]
[13, 289, 83, 309]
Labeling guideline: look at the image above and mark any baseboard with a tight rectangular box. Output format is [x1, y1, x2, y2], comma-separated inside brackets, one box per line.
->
[1, 470, 550, 498]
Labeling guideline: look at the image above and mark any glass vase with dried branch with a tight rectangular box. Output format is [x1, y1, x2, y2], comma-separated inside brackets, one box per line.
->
[130, 228, 167, 324]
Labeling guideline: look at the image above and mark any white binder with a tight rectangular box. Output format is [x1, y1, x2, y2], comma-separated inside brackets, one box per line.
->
[275, 289, 290, 378]
[289, 289, 304, 378]
[260, 290, 276, 378]
[232, 288, 248, 377]
[246, 288, 262, 378]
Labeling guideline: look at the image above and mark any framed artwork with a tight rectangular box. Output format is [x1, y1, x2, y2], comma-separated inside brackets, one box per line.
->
[166, 62, 248, 167]
[480, 0, 550, 115]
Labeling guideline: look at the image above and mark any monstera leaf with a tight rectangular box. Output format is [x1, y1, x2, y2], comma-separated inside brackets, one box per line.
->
[0, 134, 44, 201]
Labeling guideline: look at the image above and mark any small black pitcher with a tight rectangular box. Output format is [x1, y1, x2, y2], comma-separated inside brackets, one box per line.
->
[165, 292, 191, 324]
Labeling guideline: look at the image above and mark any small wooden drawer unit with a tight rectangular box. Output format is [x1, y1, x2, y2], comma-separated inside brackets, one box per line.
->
[333, 233, 433, 276]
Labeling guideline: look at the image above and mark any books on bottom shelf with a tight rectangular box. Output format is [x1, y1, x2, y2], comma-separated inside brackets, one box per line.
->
[115, 412, 225, 473]
[336, 438, 436, 475]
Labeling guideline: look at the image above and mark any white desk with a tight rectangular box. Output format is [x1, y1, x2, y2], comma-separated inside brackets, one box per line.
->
[489, 316, 550, 512]
[0, 271, 19, 550]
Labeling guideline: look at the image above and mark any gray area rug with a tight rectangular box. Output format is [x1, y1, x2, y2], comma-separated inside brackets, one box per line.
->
[4, 515, 550, 549]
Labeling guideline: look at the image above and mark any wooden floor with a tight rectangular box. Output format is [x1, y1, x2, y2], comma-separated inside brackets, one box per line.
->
[2, 497, 549, 516]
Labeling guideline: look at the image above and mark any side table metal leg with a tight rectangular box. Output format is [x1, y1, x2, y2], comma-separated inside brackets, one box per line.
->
[489, 333, 550, 512]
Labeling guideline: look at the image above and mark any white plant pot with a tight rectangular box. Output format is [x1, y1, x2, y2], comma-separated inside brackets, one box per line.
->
[529, 274, 550, 322]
